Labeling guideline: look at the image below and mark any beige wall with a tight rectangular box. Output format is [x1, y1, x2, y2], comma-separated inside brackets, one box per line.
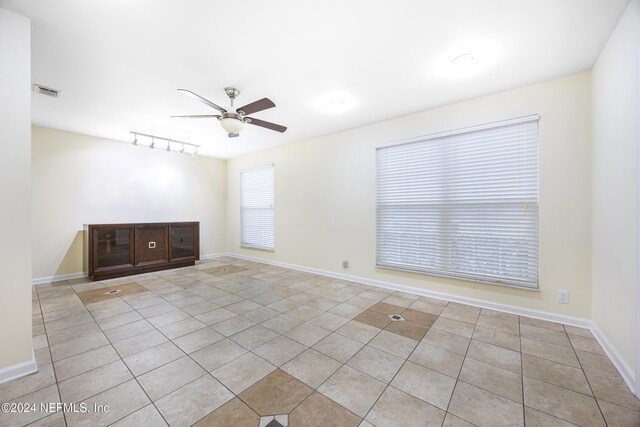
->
[31, 127, 227, 280]
[0, 8, 33, 369]
[592, 0, 640, 372]
[227, 72, 592, 318]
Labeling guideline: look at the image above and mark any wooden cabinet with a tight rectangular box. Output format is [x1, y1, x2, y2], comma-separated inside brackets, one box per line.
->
[86, 222, 199, 280]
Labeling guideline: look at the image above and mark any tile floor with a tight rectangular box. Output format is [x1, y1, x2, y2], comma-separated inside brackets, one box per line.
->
[1, 257, 639, 426]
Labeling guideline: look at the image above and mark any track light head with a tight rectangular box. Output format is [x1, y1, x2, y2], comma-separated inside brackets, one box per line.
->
[129, 131, 198, 155]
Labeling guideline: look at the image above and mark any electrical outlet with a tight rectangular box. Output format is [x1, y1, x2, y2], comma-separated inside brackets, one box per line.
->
[342, 260, 349, 269]
[556, 290, 569, 304]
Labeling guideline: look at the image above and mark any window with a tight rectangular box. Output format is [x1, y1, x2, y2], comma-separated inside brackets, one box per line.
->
[241, 165, 274, 251]
[376, 115, 539, 289]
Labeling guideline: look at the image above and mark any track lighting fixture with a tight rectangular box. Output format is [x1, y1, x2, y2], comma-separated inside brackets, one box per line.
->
[130, 131, 200, 156]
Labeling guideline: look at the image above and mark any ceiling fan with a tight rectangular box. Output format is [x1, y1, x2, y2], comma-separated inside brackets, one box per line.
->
[172, 87, 287, 138]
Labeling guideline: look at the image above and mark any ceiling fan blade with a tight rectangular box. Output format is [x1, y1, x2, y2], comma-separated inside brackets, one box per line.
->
[228, 133, 240, 138]
[177, 89, 227, 113]
[246, 117, 287, 133]
[236, 98, 275, 115]
[170, 114, 221, 119]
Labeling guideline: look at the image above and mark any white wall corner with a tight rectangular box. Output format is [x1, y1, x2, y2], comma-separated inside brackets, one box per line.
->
[0, 350, 37, 385]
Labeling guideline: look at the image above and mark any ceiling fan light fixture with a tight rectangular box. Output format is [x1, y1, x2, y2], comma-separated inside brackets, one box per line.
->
[174, 87, 286, 136]
[220, 117, 244, 134]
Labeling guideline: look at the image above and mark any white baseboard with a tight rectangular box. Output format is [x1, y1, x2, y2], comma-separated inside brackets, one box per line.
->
[32, 272, 87, 286]
[26, 252, 638, 396]
[199, 253, 227, 260]
[591, 324, 636, 395]
[228, 252, 592, 327]
[227, 252, 637, 395]
[31, 253, 227, 285]
[0, 350, 37, 385]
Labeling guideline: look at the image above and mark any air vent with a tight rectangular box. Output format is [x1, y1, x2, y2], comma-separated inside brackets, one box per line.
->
[33, 84, 59, 98]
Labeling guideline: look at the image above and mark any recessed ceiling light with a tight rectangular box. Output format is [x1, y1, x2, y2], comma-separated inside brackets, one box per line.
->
[452, 53, 475, 67]
[433, 41, 500, 80]
[315, 92, 356, 114]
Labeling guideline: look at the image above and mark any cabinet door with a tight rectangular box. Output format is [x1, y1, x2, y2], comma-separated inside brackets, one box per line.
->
[92, 226, 134, 273]
[135, 225, 169, 267]
[169, 223, 199, 261]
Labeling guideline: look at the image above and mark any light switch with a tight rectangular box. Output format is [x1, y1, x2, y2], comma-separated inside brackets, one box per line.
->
[148, 241, 156, 249]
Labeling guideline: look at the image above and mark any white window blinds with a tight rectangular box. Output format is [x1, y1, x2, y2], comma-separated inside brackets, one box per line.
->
[376, 115, 539, 289]
[241, 165, 274, 251]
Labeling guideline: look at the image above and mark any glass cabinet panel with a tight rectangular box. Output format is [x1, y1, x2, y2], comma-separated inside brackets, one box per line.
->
[170, 226, 195, 259]
[95, 227, 133, 268]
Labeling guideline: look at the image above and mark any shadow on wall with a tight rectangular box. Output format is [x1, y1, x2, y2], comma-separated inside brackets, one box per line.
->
[53, 230, 84, 278]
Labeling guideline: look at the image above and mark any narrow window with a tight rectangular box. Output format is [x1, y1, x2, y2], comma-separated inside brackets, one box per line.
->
[241, 165, 275, 251]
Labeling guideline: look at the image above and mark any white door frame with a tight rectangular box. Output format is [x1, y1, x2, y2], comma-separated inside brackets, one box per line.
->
[636, 44, 640, 398]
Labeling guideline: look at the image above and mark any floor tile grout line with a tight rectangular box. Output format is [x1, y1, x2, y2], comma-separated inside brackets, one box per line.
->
[106, 266, 325, 423]
[519, 319, 612, 426]
[441, 310, 479, 427]
[341, 303, 451, 424]
[75, 290, 175, 427]
[453, 313, 601, 426]
[33, 283, 69, 427]
[258, 304, 395, 424]
[27, 259, 631, 427]
[186, 260, 640, 422]
[276, 367, 362, 423]
[39, 269, 409, 425]
[58, 270, 242, 424]
[563, 323, 610, 427]
[517, 337, 619, 399]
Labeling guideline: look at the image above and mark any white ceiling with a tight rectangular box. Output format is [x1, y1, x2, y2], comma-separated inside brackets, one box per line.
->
[0, 0, 629, 158]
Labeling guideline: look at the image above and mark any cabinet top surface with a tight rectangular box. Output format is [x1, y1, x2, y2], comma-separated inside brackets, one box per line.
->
[85, 221, 199, 227]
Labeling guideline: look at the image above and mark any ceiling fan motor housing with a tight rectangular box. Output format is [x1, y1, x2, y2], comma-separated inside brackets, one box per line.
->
[224, 87, 240, 102]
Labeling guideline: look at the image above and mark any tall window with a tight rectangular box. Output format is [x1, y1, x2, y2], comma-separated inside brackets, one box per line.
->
[376, 115, 539, 289]
[241, 165, 274, 251]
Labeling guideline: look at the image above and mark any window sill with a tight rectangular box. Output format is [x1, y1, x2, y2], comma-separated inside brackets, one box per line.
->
[241, 245, 274, 253]
[376, 262, 540, 292]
